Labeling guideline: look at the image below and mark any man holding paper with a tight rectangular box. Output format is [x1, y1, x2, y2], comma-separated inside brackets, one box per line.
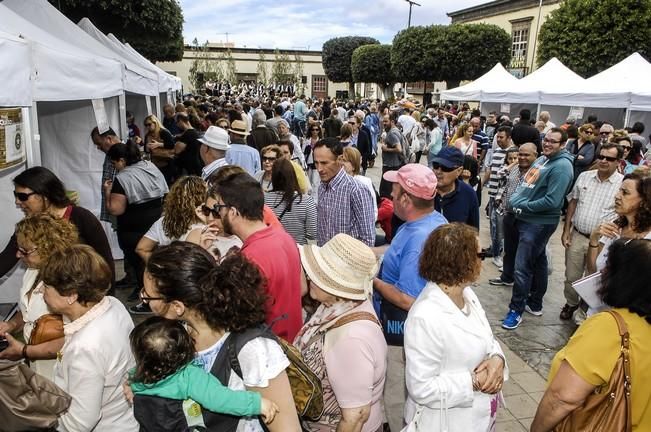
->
[560, 142, 623, 322]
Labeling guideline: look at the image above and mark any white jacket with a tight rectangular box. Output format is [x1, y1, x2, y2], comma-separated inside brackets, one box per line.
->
[403, 283, 508, 432]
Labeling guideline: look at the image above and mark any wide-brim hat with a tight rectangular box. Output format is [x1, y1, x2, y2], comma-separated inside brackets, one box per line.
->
[198, 126, 231, 151]
[228, 119, 250, 137]
[299, 234, 378, 301]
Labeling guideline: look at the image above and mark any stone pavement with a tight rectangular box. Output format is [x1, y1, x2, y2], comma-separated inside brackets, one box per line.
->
[115, 153, 578, 431]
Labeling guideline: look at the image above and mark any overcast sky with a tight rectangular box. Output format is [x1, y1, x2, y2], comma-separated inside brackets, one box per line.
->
[180, 0, 489, 50]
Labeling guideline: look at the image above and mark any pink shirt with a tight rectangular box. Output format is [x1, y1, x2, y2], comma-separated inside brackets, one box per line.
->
[241, 225, 303, 342]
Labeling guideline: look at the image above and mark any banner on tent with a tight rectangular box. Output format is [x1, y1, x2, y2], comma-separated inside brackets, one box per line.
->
[92, 99, 110, 134]
[500, 103, 511, 113]
[569, 106, 584, 120]
[0, 108, 25, 171]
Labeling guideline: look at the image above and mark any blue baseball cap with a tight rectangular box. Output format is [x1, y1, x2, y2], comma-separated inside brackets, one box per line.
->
[432, 146, 465, 168]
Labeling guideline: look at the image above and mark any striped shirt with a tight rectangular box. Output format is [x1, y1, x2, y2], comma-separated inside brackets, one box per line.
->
[317, 168, 376, 246]
[503, 165, 526, 212]
[100, 154, 116, 223]
[264, 191, 317, 245]
[568, 170, 623, 235]
[487, 146, 514, 197]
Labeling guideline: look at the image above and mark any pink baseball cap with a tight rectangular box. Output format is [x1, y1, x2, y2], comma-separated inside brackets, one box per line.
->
[382, 163, 437, 199]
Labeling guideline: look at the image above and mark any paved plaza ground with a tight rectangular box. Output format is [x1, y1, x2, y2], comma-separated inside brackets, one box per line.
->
[116, 152, 578, 431]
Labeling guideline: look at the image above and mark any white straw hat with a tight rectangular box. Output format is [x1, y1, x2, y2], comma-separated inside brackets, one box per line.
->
[300, 234, 378, 301]
[198, 126, 231, 151]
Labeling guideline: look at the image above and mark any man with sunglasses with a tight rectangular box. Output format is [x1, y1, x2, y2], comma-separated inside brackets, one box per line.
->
[502, 128, 574, 330]
[560, 142, 623, 322]
[432, 147, 479, 229]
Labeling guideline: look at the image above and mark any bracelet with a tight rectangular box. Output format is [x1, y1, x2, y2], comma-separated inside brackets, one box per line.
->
[22, 344, 29, 361]
[589, 243, 599, 248]
[471, 372, 479, 390]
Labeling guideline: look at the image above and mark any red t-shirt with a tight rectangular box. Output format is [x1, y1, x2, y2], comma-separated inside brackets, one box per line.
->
[241, 225, 303, 342]
[377, 198, 394, 241]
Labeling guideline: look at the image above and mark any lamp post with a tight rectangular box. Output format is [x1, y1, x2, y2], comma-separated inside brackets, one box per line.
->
[530, 0, 543, 73]
[402, 0, 421, 99]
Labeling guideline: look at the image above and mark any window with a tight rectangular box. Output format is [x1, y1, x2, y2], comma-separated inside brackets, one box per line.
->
[510, 21, 531, 68]
[312, 75, 327, 93]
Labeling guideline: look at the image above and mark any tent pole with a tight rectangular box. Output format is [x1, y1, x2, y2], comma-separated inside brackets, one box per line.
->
[155, 94, 162, 119]
[24, 103, 41, 167]
[536, 103, 541, 121]
[624, 107, 631, 128]
[118, 93, 128, 141]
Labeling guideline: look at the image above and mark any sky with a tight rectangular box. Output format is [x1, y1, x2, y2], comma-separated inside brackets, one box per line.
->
[180, 0, 489, 50]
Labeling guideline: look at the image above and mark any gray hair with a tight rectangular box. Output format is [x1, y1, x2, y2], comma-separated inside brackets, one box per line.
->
[252, 109, 266, 128]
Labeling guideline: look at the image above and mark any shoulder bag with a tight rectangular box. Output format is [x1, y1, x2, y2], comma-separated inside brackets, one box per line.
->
[30, 313, 65, 345]
[553, 310, 632, 432]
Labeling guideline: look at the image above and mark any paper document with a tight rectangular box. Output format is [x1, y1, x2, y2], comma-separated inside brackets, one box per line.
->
[572, 272, 606, 310]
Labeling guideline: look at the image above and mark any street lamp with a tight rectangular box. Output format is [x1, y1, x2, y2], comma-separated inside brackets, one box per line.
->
[403, 0, 421, 99]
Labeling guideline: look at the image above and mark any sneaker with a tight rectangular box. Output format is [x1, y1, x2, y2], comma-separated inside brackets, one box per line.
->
[525, 304, 543, 316]
[559, 303, 579, 320]
[502, 310, 522, 330]
[492, 256, 503, 268]
[498, 265, 503, 272]
[489, 278, 513, 286]
[129, 302, 152, 315]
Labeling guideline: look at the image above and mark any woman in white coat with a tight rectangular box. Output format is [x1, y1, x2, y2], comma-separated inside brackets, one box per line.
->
[403, 223, 508, 432]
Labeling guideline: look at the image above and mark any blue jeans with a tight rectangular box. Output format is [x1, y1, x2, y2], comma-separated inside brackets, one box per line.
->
[488, 198, 504, 257]
[500, 212, 518, 283]
[508, 219, 558, 313]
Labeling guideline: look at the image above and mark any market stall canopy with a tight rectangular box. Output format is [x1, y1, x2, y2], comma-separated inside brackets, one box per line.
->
[441, 63, 519, 102]
[0, 31, 32, 106]
[0, 3, 123, 101]
[4, 0, 159, 97]
[614, 53, 651, 111]
[515, 57, 586, 106]
[121, 41, 183, 92]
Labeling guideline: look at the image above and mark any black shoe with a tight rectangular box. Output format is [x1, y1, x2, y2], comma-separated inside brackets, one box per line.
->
[489, 277, 513, 286]
[559, 303, 579, 320]
[481, 247, 494, 258]
[129, 302, 152, 315]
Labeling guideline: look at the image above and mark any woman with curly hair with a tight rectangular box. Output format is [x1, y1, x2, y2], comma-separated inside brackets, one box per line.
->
[135, 242, 300, 431]
[588, 168, 651, 274]
[0, 214, 78, 379]
[532, 238, 651, 431]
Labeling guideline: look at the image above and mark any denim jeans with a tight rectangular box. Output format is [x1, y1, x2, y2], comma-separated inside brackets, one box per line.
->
[500, 212, 518, 283]
[488, 197, 504, 257]
[508, 219, 558, 313]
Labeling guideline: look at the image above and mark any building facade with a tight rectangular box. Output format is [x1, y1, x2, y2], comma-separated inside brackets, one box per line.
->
[448, 0, 561, 77]
[157, 45, 348, 99]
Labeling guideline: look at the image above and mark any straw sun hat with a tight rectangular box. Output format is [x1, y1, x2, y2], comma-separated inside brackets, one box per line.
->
[299, 234, 378, 301]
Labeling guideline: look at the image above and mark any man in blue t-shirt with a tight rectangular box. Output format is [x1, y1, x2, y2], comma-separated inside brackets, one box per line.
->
[373, 163, 447, 432]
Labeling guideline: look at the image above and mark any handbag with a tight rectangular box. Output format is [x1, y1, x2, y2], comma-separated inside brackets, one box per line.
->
[0, 361, 71, 431]
[553, 310, 632, 432]
[30, 313, 64, 345]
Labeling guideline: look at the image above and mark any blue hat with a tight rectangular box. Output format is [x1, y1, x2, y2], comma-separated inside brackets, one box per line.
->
[432, 146, 464, 168]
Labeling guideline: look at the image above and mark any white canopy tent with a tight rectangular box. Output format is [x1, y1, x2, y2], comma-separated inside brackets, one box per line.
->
[441, 63, 519, 102]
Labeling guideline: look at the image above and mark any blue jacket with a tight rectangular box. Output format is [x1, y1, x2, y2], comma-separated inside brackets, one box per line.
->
[509, 150, 574, 225]
[434, 179, 479, 229]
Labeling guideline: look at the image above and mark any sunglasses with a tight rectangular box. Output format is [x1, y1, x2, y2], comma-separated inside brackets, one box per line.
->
[431, 163, 459, 173]
[310, 128, 320, 132]
[13, 191, 37, 202]
[17, 246, 38, 256]
[621, 145, 632, 150]
[262, 156, 277, 162]
[201, 204, 229, 218]
[477, 251, 488, 260]
[597, 154, 618, 162]
[599, 132, 610, 136]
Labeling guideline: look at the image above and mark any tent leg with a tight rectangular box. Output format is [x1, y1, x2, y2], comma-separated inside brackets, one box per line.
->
[536, 104, 541, 120]
[624, 108, 631, 128]
[24, 103, 41, 167]
[118, 93, 127, 141]
[155, 94, 161, 119]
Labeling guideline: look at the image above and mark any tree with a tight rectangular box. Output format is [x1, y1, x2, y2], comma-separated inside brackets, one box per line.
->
[391, 24, 510, 88]
[188, 39, 223, 93]
[49, 0, 184, 62]
[292, 54, 305, 96]
[224, 49, 238, 84]
[352, 44, 396, 100]
[271, 49, 292, 84]
[256, 51, 269, 86]
[537, 0, 651, 77]
[322, 36, 380, 96]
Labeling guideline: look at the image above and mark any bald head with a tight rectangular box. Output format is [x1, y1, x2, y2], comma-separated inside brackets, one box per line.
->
[470, 117, 480, 128]
[518, 142, 538, 170]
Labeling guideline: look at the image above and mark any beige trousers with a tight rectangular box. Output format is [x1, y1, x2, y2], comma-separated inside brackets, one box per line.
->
[563, 231, 590, 306]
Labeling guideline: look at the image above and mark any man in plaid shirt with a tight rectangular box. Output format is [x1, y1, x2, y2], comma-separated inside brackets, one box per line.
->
[314, 138, 375, 247]
[91, 126, 121, 224]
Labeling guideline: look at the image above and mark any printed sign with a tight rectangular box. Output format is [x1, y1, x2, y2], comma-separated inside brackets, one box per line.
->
[92, 98, 110, 134]
[569, 106, 584, 120]
[500, 103, 511, 113]
[0, 108, 25, 170]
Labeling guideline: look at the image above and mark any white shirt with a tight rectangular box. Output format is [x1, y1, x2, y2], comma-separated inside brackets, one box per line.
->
[55, 297, 138, 432]
[568, 170, 623, 235]
[201, 158, 229, 181]
[404, 283, 508, 432]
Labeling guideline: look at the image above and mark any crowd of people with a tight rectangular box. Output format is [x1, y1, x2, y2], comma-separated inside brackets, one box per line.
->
[0, 91, 649, 432]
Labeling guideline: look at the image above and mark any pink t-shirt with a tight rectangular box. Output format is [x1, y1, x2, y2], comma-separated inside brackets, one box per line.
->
[241, 225, 303, 342]
[324, 301, 388, 432]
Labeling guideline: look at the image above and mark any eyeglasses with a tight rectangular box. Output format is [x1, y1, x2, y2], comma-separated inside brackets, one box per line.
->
[621, 145, 632, 150]
[17, 246, 38, 256]
[262, 156, 277, 162]
[139, 288, 165, 304]
[13, 191, 37, 202]
[476, 251, 488, 260]
[200, 203, 229, 218]
[599, 132, 611, 136]
[597, 154, 618, 162]
[431, 163, 459, 173]
[543, 138, 562, 144]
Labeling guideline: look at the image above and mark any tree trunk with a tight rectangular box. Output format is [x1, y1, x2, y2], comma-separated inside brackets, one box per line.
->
[348, 82, 356, 100]
[446, 80, 461, 90]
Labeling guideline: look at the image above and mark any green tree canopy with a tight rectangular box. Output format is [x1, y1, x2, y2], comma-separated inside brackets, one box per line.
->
[351, 44, 395, 85]
[391, 24, 510, 86]
[49, 0, 184, 62]
[322, 36, 380, 95]
[537, 0, 651, 77]
[271, 49, 292, 83]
